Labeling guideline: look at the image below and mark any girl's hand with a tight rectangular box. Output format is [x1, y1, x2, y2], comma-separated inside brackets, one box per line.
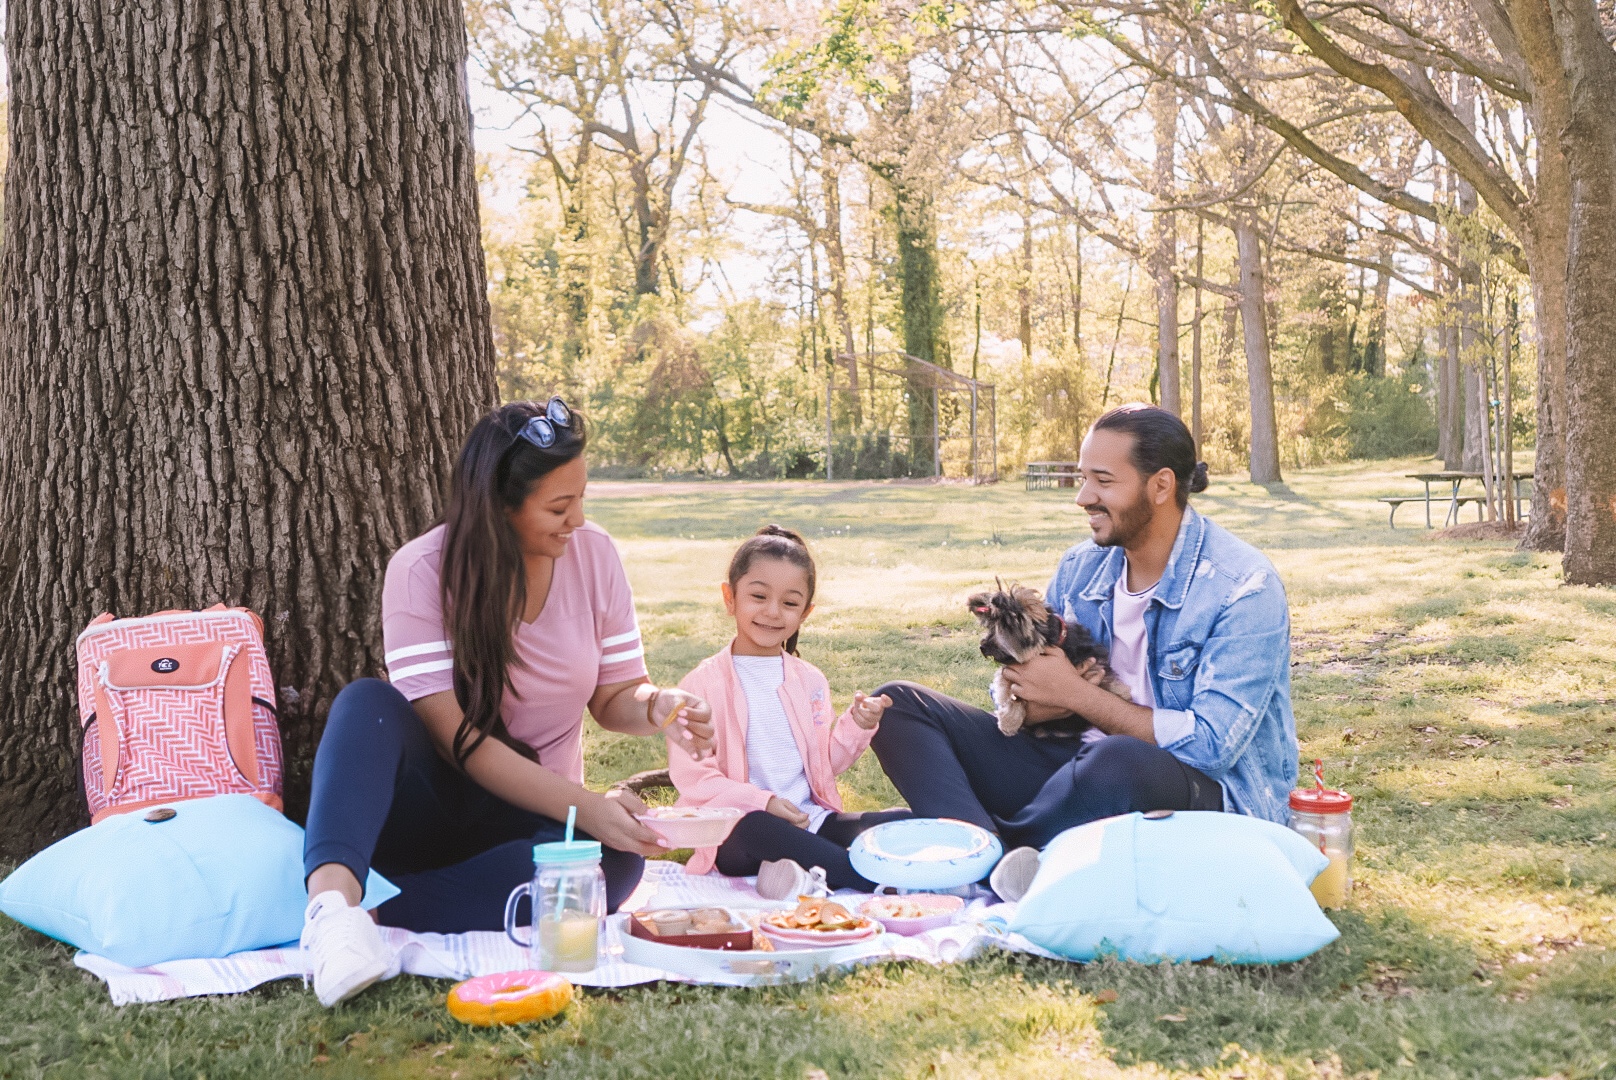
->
[849, 691, 892, 730]
[765, 796, 810, 828]
[653, 689, 716, 760]
[579, 790, 667, 857]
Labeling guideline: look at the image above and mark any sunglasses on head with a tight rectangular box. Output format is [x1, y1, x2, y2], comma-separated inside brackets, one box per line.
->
[515, 396, 573, 450]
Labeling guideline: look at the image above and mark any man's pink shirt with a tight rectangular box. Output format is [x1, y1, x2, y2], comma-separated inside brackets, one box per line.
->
[381, 521, 648, 784]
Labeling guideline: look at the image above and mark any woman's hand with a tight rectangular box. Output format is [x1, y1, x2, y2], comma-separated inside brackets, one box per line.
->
[578, 789, 667, 857]
[766, 796, 810, 828]
[849, 691, 892, 730]
[653, 688, 716, 760]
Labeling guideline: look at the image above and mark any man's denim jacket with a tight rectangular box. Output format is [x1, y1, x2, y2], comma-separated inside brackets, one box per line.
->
[1045, 506, 1299, 823]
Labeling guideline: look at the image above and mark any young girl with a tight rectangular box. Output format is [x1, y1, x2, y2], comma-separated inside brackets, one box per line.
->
[666, 525, 910, 895]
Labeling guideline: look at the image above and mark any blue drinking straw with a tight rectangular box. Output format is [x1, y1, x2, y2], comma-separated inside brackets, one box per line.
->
[564, 805, 577, 846]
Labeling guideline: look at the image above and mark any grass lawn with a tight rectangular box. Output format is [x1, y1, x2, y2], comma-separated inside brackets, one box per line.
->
[4, 458, 1615, 1079]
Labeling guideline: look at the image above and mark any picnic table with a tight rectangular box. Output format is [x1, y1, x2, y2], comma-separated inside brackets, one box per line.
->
[1025, 461, 1081, 490]
[1380, 471, 1533, 529]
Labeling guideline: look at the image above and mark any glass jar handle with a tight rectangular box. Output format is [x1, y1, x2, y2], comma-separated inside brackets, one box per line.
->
[504, 882, 533, 949]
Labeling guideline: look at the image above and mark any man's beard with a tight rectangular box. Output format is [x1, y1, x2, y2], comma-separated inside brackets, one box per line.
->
[1091, 490, 1154, 547]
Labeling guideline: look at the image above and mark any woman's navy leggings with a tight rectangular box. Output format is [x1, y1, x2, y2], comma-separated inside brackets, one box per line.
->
[303, 678, 644, 932]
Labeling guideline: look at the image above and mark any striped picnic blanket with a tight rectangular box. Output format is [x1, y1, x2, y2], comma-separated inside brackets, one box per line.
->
[73, 862, 1054, 1004]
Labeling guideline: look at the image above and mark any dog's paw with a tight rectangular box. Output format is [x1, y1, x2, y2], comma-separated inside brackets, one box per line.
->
[996, 701, 1026, 737]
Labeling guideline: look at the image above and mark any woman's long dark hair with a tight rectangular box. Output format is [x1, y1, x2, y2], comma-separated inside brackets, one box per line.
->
[439, 401, 587, 766]
[727, 525, 816, 656]
[1091, 404, 1208, 507]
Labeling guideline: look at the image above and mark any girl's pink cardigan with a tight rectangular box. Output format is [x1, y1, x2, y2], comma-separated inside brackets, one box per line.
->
[666, 642, 876, 874]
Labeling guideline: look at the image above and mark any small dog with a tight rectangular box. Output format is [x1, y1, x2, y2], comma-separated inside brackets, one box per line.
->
[967, 583, 1131, 737]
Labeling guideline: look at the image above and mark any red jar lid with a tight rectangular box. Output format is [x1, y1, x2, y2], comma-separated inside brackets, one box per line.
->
[1289, 786, 1353, 813]
[1290, 759, 1353, 813]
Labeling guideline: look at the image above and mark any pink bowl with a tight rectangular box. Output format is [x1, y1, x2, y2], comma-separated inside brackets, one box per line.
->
[758, 920, 883, 948]
[858, 894, 964, 936]
[637, 806, 744, 848]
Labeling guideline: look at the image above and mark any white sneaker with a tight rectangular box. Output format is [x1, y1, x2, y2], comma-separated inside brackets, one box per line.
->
[989, 846, 1041, 903]
[301, 891, 397, 1007]
[755, 859, 829, 901]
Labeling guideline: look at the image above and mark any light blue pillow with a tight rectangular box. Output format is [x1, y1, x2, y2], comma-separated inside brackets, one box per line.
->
[1008, 811, 1339, 964]
[0, 794, 398, 968]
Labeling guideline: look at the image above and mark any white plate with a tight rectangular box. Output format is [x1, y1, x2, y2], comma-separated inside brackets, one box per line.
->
[758, 920, 883, 948]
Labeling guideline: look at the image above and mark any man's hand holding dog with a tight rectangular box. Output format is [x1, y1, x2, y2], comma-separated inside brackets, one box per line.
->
[1005, 647, 1156, 742]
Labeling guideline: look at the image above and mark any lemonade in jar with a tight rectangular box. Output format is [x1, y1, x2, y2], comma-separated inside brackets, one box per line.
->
[1288, 760, 1354, 908]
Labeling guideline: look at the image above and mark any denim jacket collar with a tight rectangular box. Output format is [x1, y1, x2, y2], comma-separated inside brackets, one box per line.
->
[1076, 506, 1206, 610]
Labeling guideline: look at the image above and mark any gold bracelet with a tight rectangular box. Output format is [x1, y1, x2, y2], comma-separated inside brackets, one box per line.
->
[648, 687, 676, 730]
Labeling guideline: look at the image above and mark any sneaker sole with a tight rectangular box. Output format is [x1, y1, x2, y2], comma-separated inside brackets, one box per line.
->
[755, 860, 805, 901]
[317, 956, 393, 1008]
[990, 848, 1041, 903]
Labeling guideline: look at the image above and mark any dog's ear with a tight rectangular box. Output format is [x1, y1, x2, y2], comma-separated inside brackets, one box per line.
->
[966, 591, 996, 620]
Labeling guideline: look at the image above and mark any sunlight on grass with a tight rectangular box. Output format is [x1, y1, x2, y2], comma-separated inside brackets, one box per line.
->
[3, 458, 1613, 1079]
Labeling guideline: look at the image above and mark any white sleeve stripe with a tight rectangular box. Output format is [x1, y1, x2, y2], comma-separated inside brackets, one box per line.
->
[384, 641, 451, 663]
[389, 658, 455, 681]
[601, 628, 641, 647]
[600, 645, 646, 665]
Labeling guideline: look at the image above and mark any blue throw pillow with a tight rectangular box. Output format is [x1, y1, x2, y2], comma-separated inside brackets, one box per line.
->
[0, 794, 398, 968]
[1008, 811, 1339, 964]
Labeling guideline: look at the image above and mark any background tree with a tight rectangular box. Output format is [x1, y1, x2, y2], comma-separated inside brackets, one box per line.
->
[0, 0, 497, 853]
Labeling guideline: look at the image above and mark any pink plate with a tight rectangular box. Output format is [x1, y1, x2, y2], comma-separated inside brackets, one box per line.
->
[636, 806, 744, 848]
[858, 894, 964, 936]
[758, 919, 883, 948]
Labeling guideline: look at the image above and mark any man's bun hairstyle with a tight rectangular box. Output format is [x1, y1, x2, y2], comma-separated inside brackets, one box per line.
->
[1091, 403, 1207, 508]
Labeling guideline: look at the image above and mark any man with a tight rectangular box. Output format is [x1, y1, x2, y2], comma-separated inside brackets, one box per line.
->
[871, 404, 1298, 899]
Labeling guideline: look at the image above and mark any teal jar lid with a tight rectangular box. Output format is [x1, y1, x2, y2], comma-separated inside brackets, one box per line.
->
[533, 840, 602, 865]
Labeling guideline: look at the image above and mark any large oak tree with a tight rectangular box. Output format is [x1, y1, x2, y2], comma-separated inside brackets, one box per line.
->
[0, 0, 498, 854]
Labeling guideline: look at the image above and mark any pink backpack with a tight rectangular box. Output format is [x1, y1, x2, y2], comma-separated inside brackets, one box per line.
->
[76, 605, 283, 823]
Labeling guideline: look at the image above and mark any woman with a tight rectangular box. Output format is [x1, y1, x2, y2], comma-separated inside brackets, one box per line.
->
[299, 399, 715, 1007]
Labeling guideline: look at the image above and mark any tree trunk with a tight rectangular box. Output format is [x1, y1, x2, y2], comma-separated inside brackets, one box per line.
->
[1234, 215, 1281, 484]
[1019, 215, 1034, 359]
[1521, 108, 1571, 551]
[821, 162, 861, 425]
[894, 178, 942, 475]
[1192, 217, 1204, 449]
[557, 138, 596, 389]
[1544, 2, 1616, 585]
[1149, 77, 1181, 416]
[0, 0, 498, 854]
[1363, 240, 1392, 378]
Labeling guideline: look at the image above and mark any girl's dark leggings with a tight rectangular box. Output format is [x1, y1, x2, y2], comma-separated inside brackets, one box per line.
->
[714, 808, 914, 891]
[303, 678, 644, 932]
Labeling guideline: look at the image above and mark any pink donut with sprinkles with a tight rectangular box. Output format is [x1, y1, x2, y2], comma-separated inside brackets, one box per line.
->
[446, 969, 573, 1026]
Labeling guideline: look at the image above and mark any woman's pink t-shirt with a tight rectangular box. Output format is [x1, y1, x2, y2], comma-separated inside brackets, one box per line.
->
[380, 521, 648, 785]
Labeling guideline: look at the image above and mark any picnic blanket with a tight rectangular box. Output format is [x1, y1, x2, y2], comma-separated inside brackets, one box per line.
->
[75, 862, 1059, 1005]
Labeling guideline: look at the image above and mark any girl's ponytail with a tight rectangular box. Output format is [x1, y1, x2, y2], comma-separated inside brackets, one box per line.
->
[727, 524, 817, 656]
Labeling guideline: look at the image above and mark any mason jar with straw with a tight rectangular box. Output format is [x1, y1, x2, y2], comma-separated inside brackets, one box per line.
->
[1288, 760, 1355, 908]
[504, 806, 607, 973]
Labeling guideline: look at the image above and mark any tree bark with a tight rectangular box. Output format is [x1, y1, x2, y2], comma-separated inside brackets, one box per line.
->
[894, 175, 943, 474]
[0, 0, 498, 854]
[1019, 215, 1034, 359]
[1539, 0, 1616, 584]
[1149, 76, 1181, 416]
[820, 161, 861, 425]
[1235, 214, 1282, 484]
